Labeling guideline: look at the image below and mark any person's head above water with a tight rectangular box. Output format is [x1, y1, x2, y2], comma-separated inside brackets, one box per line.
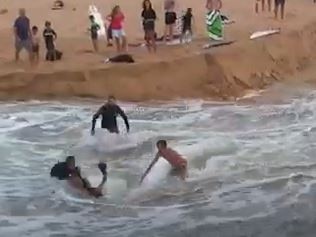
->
[66, 155, 76, 170]
[156, 140, 167, 151]
[143, 0, 153, 10]
[107, 95, 116, 104]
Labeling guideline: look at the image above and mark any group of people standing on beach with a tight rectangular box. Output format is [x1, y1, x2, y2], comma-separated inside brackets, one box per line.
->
[88, 0, 196, 54]
[14, 8, 62, 64]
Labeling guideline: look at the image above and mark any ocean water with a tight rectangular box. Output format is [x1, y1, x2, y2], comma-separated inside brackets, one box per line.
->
[1, 85, 316, 237]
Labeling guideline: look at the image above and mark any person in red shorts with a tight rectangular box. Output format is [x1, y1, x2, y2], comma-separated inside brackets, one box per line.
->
[140, 140, 188, 183]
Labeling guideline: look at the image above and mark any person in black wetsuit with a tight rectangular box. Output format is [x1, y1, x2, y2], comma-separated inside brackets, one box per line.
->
[91, 95, 130, 135]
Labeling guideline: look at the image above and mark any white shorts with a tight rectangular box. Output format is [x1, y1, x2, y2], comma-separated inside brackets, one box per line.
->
[112, 29, 126, 38]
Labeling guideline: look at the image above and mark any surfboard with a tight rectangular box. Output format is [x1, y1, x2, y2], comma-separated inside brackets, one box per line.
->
[250, 29, 280, 40]
[88, 5, 106, 38]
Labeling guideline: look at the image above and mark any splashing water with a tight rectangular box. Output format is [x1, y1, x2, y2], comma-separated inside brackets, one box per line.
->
[1, 85, 316, 237]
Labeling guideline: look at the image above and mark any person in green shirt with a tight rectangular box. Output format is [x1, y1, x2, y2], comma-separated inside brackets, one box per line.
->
[89, 15, 101, 52]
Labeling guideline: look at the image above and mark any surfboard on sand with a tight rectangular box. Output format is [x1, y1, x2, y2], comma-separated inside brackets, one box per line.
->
[88, 5, 106, 38]
[203, 40, 236, 49]
[250, 29, 280, 40]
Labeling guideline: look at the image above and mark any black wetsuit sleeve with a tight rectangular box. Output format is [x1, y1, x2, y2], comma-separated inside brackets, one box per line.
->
[117, 105, 129, 131]
[92, 106, 104, 131]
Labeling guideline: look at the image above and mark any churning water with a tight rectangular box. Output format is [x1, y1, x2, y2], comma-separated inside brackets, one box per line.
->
[1, 85, 316, 237]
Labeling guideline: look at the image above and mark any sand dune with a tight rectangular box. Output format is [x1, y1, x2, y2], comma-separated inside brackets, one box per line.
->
[0, 0, 316, 101]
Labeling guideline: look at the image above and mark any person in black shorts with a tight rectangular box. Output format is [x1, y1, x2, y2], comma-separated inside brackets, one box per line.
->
[88, 15, 100, 52]
[180, 8, 194, 44]
[164, 0, 177, 42]
[142, 0, 157, 52]
[274, 0, 285, 19]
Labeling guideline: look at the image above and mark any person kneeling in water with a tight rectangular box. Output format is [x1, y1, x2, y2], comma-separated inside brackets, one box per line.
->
[140, 140, 188, 184]
[51, 156, 107, 198]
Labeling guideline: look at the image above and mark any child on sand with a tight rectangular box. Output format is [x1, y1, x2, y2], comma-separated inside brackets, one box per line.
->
[43, 21, 62, 61]
[206, 0, 223, 41]
[180, 8, 194, 44]
[141, 0, 157, 52]
[31, 26, 40, 63]
[274, 0, 286, 19]
[88, 15, 100, 52]
[107, 6, 127, 53]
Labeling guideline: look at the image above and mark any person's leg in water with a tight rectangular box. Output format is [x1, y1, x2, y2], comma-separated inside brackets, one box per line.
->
[85, 162, 107, 198]
[170, 162, 188, 181]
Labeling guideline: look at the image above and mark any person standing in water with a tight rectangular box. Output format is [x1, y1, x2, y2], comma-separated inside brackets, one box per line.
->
[140, 140, 188, 184]
[274, 0, 286, 20]
[91, 95, 130, 135]
[141, 0, 157, 52]
[51, 156, 107, 198]
[88, 15, 100, 52]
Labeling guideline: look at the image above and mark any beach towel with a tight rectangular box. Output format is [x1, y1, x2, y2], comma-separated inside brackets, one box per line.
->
[206, 10, 223, 41]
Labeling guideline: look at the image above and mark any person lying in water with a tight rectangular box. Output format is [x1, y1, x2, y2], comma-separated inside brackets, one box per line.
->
[91, 95, 130, 135]
[140, 140, 188, 184]
[50, 156, 107, 198]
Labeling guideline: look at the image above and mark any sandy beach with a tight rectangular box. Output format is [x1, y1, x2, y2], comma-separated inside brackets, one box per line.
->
[0, 0, 315, 101]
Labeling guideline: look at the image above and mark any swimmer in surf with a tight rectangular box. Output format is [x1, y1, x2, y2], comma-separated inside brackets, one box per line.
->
[51, 156, 107, 198]
[140, 140, 188, 184]
[91, 95, 130, 135]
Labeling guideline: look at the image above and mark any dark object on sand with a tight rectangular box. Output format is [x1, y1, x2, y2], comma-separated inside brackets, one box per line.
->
[0, 9, 8, 15]
[52, 0, 64, 10]
[46, 49, 63, 61]
[106, 54, 135, 63]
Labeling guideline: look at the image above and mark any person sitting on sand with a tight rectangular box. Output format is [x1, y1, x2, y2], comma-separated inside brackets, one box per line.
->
[140, 140, 188, 184]
[31, 26, 40, 63]
[91, 95, 130, 135]
[107, 6, 127, 53]
[52, 0, 64, 10]
[142, 0, 157, 52]
[51, 156, 107, 198]
[88, 15, 100, 52]
[180, 8, 194, 44]
[274, 0, 286, 20]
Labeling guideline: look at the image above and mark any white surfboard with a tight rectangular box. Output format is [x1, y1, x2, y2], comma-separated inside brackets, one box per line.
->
[88, 5, 106, 38]
[250, 29, 280, 40]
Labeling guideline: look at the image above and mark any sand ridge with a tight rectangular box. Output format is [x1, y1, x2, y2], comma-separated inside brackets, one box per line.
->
[0, 0, 316, 101]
